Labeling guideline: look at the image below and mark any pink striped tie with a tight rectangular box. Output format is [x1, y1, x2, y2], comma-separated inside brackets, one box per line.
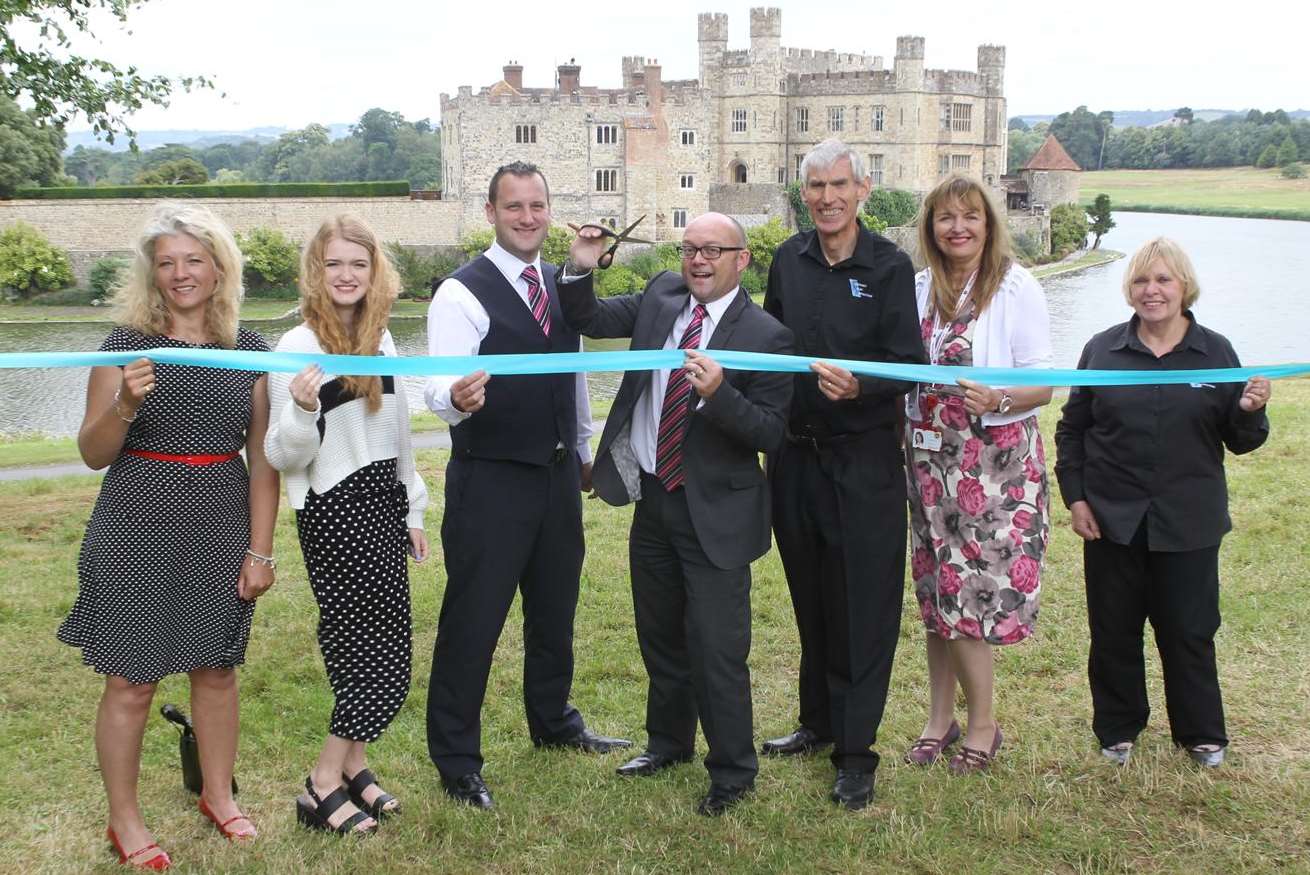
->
[654, 304, 707, 492]
[521, 265, 551, 337]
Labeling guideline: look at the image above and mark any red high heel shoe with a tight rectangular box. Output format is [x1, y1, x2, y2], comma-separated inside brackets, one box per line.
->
[198, 796, 258, 840]
[106, 826, 171, 870]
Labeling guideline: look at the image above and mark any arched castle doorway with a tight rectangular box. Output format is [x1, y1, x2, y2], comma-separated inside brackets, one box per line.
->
[730, 161, 747, 183]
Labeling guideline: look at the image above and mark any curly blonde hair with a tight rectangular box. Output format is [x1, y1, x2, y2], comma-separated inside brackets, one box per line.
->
[916, 174, 1013, 322]
[299, 214, 398, 412]
[111, 202, 245, 347]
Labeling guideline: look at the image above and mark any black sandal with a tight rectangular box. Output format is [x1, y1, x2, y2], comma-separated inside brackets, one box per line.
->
[344, 768, 399, 819]
[295, 777, 377, 835]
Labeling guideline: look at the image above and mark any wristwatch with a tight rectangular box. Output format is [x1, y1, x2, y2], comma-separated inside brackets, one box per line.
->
[995, 392, 1014, 415]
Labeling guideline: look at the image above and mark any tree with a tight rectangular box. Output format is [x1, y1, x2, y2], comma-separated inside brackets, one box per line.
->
[1007, 117, 1030, 132]
[64, 145, 114, 185]
[863, 189, 918, 227]
[1276, 135, 1299, 167]
[0, 0, 214, 143]
[135, 158, 209, 184]
[1049, 203, 1089, 258]
[1256, 144, 1279, 168]
[1173, 107, 1194, 125]
[1085, 194, 1115, 249]
[1048, 106, 1111, 171]
[235, 227, 298, 291]
[0, 95, 66, 196]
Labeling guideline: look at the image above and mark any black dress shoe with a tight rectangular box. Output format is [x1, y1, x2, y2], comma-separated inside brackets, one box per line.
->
[615, 750, 693, 777]
[538, 728, 633, 754]
[760, 727, 832, 756]
[696, 782, 753, 817]
[830, 769, 874, 811]
[441, 772, 494, 809]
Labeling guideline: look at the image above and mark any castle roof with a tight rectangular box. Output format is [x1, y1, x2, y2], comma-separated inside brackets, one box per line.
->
[1023, 134, 1081, 171]
[487, 80, 520, 97]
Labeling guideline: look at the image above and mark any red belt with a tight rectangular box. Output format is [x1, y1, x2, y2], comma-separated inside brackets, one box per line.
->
[124, 449, 240, 466]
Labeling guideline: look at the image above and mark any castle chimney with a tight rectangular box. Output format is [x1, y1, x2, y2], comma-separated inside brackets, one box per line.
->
[502, 61, 523, 91]
[557, 60, 581, 94]
[643, 60, 662, 104]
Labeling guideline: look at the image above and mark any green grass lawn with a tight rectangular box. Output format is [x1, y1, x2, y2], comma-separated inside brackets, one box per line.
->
[2, 384, 1308, 872]
[1081, 166, 1310, 220]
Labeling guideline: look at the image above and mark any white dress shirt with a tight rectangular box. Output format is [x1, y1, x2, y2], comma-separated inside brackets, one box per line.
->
[631, 289, 738, 474]
[424, 240, 594, 463]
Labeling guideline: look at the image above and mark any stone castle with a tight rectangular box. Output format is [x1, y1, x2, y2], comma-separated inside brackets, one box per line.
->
[440, 8, 1009, 239]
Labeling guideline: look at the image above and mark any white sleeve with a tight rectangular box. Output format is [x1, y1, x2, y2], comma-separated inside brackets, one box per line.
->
[424, 278, 489, 425]
[1009, 270, 1053, 369]
[574, 334, 594, 464]
[263, 329, 322, 472]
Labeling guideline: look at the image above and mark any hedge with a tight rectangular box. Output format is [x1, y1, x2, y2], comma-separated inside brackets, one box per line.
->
[11, 181, 412, 200]
[1079, 202, 1310, 223]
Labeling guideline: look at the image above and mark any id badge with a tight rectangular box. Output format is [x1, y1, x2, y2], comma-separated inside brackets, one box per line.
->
[911, 427, 943, 452]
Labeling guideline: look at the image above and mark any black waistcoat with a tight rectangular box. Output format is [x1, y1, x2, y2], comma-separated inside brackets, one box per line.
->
[445, 255, 579, 466]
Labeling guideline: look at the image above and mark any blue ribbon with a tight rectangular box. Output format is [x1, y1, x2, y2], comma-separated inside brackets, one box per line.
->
[0, 347, 1304, 386]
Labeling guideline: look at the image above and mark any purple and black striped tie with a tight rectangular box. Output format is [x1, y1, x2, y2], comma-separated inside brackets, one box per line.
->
[654, 304, 708, 492]
[521, 265, 551, 337]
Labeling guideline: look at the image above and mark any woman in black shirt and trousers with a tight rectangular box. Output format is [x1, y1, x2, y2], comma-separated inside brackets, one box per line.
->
[1055, 237, 1270, 769]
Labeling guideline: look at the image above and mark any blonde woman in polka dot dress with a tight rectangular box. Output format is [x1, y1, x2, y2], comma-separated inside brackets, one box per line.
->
[59, 203, 279, 869]
[265, 215, 429, 835]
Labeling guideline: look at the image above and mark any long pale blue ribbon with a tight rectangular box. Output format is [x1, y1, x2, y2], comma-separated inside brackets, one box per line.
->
[0, 348, 1304, 386]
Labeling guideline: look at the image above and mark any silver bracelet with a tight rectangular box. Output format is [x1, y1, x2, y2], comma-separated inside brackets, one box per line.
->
[112, 387, 138, 423]
[245, 548, 276, 570]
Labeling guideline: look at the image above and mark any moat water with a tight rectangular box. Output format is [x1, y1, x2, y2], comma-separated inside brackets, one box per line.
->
[2, 211, 1307, 438]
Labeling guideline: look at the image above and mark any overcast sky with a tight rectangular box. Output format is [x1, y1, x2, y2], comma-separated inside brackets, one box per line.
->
[50, 0, 1309, 134]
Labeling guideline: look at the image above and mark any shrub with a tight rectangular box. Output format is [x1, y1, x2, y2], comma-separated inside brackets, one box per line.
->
[89, 256, 129, 300]
[745, 218, 790, 276]
[0, 222, 74, 299]
[541, 225, 573, 266]
[739, 266, 766, 297]
[1281, 162, 1306, 179]
[864, 188, 919, 228]
[459, 228, 495, 260]
[626, 244, 682, 281]
[135, 158, 209, 185]
[1049, 203, 1089, 258]
[13, 181, 411, 200]
[29, 286, 98, 305]
[385, 242, 459, 298]
[594, 265, 644, 297]
[1013, 231, 1046, 264]
[236, 227, 298, 291]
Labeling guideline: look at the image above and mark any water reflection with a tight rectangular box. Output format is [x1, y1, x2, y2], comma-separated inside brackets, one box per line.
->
[2, 211, 1307, 437]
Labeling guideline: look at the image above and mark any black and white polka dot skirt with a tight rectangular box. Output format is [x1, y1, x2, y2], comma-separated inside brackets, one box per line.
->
[295, 459, 412, 743]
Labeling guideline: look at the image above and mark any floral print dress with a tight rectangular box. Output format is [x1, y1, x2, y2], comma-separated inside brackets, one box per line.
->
[906, 300, 1049, 644]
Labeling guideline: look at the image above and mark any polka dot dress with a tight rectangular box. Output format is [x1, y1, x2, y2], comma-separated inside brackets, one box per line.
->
[296, 458, 412, 743]
[58, 326, 269, 685]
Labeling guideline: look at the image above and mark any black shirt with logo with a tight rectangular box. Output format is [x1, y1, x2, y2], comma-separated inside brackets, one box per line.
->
[1054, 313, 1269, 551]
[763, 225, 926, 435]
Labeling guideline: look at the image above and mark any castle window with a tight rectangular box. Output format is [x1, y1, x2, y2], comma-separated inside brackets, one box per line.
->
[732, 108, 747, 133]
[777, 167, 786, 184]
[873, 105, 886, 132]
[673, 209, 688, 229]
[939, 154, 950, 175]
[952, 103, 973, 132]
[595, 169, 619, 192]
[680, 129, 696, 146]
[828, 106, 844, 132]
[795, 153, 805, 179]
[795, 107, 809, 133]
[733, 72, 747, 88]
[952, 154, 972, 170]
[515, 124, 537, 144]
[680, 174, 695, 190]
[869, 154, 884, 186]
[596, 124, 618, 145]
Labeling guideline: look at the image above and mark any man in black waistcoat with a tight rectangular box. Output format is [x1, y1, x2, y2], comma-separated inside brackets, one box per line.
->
[760, 139, 927, 810]
[557, 213, 793, 816]
[423, 162, 629, 809]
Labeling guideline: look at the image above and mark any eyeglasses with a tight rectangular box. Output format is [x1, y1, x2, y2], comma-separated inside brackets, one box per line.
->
[679, 244, 746, 261]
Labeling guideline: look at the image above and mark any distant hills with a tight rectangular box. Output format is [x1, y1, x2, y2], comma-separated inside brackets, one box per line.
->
[64, 123, 355, 153]
[1017, 109, 1310, 128]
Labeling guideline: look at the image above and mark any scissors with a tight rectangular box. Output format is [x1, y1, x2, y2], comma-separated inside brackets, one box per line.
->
[566, 215, 656, 269]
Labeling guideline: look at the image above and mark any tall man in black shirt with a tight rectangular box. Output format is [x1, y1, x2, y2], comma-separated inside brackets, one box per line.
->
[761, 139, 927, 810]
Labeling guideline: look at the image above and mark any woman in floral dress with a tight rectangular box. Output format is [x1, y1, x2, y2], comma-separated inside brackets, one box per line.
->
[903, 175, 1053, 773]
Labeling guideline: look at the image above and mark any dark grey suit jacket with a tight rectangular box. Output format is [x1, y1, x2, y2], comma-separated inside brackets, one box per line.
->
[558, 269, 794, 570]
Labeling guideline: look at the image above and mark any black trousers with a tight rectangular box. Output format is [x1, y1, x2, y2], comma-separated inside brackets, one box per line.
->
[1084, 521, 1227, 749]
[426, 452, 587, 779]
[771, 428, 907, 773]
[630, 472, 758, 788]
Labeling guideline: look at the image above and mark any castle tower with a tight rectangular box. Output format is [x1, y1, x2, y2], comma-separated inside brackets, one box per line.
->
[698, 12, 728, 90]
[977, 45, 1005, 96]
[977, 44, 1007, 183]
[749, 7, 782, 73]
[622, 56, 646, 89]
[894, 36, 925, 90]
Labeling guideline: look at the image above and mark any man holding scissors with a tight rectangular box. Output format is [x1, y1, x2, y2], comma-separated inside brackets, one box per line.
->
[558, 212, 793, 816]
[423, 161, 629, 810]
[760, 139, 926, 810]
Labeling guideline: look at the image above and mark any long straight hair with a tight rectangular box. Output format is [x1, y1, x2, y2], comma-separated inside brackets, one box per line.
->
[916, 174, 1013, 322]
[299, 214, 398, 412]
